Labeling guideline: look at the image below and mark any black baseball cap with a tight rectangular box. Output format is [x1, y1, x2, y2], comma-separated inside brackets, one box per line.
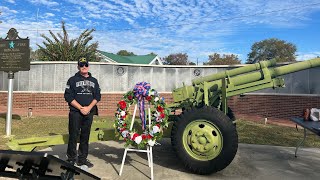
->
[78, 57, 89, 67]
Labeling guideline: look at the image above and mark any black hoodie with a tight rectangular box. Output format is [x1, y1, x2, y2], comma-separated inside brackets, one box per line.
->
[64, 72, 101, 115]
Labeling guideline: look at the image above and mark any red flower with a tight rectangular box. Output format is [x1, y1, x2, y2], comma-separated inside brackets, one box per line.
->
[128, 95, 133, 100]
[146, 96, 152, 101]
[131, 133, 139, 140]
[118, 100, 127, 110]
[123, 123, 127, 127]
[142, 134, 147, 140]
[147, 134, 153, 139]
[156, 124, 161, 128]
[157, 106, 164, 113]
[160, 113, 165, 119]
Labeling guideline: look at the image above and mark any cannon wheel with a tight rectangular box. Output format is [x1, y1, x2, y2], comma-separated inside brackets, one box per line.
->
[171, 106, 238, 174]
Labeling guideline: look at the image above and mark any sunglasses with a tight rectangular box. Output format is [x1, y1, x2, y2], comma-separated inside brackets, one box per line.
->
[79, 63, 89, 67]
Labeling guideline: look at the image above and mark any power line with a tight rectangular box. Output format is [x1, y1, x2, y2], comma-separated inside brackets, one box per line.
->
[1, 2, 320, 32]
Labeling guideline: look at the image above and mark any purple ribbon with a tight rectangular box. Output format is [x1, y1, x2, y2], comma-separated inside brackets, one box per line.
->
[133, 82, 151, 131]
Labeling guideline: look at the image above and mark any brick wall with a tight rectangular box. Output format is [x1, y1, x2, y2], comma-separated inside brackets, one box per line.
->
[228, 95, 320, 119]
[0, 92, 174, 116]
[0, 92, 318, 119]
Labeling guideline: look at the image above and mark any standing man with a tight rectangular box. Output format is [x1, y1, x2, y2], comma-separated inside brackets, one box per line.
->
[64, 57, 101, 168]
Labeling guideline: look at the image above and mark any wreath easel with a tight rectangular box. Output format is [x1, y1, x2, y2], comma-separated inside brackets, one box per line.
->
[116, 82, 170, 179]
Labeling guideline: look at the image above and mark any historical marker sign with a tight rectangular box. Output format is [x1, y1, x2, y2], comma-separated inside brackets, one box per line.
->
[0, 28, 30, 72]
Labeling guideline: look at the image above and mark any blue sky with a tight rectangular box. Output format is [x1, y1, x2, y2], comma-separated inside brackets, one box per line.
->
[1, 0, 320, 64]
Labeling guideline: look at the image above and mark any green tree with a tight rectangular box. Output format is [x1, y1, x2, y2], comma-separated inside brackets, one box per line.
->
[246, 38, 297, 64]
[148, 52, 157, 56]
[163, 53, 190, 65]
[37, 21, 98, 61]
[117, 50, 135, 56]
[30, 48, 45, 61]
[204, 53, 241, 65]
[30, 47, 36, 61]
[33, 49, 47, 61]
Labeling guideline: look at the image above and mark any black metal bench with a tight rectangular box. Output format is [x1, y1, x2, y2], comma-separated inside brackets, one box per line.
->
[290, 117, 320, 157]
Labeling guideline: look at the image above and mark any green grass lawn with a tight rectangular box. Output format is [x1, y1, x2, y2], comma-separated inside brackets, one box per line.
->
[0, 115, 320, 150]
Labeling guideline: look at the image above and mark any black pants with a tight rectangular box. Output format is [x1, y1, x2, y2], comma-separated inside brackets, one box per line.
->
[67, 111, 93, 163]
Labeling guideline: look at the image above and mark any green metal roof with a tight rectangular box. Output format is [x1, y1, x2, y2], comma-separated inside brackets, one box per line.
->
[98, 50, 156, 64]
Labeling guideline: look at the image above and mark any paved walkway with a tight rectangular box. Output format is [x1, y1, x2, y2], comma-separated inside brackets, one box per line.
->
[35, 138, 320, 180]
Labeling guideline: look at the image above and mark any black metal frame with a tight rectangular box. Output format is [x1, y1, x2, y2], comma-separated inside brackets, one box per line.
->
[290, 117, 320, 157]
[0, 150, 100, 180]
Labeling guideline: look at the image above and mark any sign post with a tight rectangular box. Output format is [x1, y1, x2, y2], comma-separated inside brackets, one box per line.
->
[0, 28, 30, 137]
[6, 72, 14, 136]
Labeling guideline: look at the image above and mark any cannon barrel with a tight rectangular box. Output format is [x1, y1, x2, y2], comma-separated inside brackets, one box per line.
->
[207, 57, 320, 91]
[192, 59, 277, 85]
[270, 57, 320, 77]
[172, 58, 320, 103]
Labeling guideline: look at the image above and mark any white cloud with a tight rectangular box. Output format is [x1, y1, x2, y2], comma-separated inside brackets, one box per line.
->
[0, 6, 18, 16]
[5, 0, 15, 3]
[226, 0, 320, 27]
[0, 6, 19, 25]
[43, 13, 55, 18]
[1, 0, 320, 63]
[297, 52, 320, 61]
[61, 0, 320, 33]
[27, 0, 59, 7]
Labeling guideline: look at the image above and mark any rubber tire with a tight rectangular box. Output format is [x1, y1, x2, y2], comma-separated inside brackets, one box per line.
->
[171, 106, 238, 175]
[225, 107, 236, 127]
[226, 107, 236, 121]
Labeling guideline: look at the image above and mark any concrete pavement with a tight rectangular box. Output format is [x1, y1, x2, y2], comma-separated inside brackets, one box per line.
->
[33, 138, 320, 180]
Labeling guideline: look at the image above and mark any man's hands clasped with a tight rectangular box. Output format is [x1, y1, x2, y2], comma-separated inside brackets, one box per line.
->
[80, 106, 91, 115]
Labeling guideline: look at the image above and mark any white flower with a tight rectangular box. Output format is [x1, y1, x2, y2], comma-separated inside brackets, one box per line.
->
[154, 111, 160, 117]
[156, 117, 163, 122]
[152, 125, 160, 134]
[134, 136, 142, 144]
[148, 140, 156, 146]
[154, 97, 159, 102]
[121, 130, 129, 138]
[120, 111, 126, 116]
[149, 90, 155, 96]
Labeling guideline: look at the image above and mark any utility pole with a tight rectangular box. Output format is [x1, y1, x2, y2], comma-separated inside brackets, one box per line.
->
[197, 58, 198, 65]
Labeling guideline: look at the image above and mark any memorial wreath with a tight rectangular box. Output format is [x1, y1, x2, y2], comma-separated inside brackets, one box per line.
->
[115, 82, 170, 149]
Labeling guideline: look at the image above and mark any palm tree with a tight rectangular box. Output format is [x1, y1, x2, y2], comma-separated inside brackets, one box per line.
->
[37, 21, 98, 61]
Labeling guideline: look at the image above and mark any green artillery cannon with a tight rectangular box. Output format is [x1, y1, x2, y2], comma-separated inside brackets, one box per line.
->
[6, 57, 320, 175]
[167, 57, 320, 174]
